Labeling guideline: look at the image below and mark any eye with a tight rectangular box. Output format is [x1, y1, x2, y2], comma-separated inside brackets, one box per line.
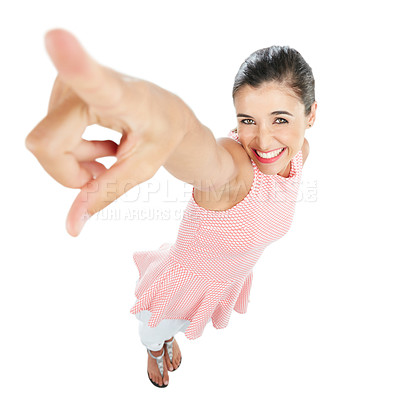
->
[240, 119, 255, 125]
[275, 117, 288, 124]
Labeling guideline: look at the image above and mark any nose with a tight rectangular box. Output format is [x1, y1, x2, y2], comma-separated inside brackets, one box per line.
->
[256, 126, 274, 150]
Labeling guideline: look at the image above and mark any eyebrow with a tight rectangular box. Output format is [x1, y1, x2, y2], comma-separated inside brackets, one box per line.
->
[237, 111, 294, 118]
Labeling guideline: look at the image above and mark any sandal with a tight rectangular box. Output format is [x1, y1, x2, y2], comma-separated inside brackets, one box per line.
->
[164, 337, 182, 371]
[147, 348, 168, 388]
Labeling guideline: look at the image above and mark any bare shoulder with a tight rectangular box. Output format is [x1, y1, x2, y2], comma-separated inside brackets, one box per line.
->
[216, 136, 250, 167]
[302, 138, 310, 165]
[193, 136, 254, 211]
[216, 137, 254, 184]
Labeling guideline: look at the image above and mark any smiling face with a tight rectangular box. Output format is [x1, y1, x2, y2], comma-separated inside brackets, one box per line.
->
[234, 82, 316, 176]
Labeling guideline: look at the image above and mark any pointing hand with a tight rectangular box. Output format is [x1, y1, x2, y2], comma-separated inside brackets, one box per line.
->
[25, 29, 187, 236]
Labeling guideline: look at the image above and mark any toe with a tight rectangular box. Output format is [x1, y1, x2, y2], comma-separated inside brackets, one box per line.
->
[157, 371, 164, 386]
[163, 365, 169, 386]
[165, 355, 173, 371]
[163, 348, 174, 371]
[150, 372, 159, 386]
[173, 354, 181, 370]
[148, 351, 169, 387]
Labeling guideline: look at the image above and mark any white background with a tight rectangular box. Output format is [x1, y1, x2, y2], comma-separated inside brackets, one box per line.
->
[1, 0, 399, 399]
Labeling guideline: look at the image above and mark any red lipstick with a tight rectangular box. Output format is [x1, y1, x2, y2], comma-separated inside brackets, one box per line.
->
[252, 147, 286, 164]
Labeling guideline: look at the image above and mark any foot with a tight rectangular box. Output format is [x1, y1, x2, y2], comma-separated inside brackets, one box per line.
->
[163, 337, 182, 372]
[147, 348, 169, 387]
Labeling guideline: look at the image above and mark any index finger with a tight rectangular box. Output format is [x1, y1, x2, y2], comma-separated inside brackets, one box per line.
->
[44, 28, 124, 110]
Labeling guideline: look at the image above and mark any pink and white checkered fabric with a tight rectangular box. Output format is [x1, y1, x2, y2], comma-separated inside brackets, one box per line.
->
[130, 128, 303, 340]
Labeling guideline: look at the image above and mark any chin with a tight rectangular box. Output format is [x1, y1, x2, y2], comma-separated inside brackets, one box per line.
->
[259, 165, 281, 175]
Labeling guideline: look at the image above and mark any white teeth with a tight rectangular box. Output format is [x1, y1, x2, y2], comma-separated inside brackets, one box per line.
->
[256, 148, 284, 159]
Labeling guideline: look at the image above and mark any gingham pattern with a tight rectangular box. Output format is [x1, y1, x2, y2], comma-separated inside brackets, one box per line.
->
[130, 128, 303, 340]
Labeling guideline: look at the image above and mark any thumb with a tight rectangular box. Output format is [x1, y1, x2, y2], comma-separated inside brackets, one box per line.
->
[44, 28, 124, 109]
[66, 147, 159, 237]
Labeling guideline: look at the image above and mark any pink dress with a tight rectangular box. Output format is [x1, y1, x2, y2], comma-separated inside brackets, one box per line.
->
[130, 128, 303, 340]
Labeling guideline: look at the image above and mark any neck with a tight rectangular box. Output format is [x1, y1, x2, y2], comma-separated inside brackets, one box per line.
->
[277, 161, 291, 178]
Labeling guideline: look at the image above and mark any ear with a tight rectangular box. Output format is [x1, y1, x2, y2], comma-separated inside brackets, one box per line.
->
[307, 101, 318, 127]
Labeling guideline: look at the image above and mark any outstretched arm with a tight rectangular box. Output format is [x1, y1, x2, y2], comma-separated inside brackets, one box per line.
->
[123, 79, 238, 192]
[162, 106, 237, 191]
[25, 29, 238, 236]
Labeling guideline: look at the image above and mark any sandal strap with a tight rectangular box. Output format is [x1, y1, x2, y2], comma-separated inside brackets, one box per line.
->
[164, 337, 175, 363]
[147, 348, 164, 379]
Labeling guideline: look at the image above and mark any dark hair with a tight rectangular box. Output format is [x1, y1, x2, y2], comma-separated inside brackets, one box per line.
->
[232, 46, 315, 115]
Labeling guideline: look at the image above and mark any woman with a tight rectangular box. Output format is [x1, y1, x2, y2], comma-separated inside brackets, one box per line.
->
[26, 29, 317, 388]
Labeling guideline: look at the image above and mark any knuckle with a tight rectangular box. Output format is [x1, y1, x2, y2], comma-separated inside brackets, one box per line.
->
[25, 134, 38, 153]
[25, 132, 48, 156]
[26, 127, 61, 159]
